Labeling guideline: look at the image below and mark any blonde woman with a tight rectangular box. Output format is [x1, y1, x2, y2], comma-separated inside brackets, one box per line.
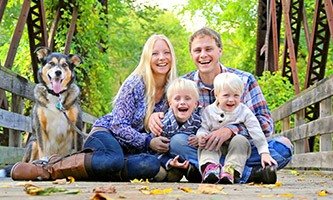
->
[11, 34, 178, 181]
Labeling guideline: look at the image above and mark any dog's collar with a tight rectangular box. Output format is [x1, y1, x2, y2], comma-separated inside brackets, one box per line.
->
[47, 89, 67, 97]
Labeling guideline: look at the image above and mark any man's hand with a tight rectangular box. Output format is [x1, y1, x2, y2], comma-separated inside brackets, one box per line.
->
[188, 134, 199, 147]
[205, 127, 234, 151]
[149, 136, 170, 153]
[169, 155, 189, 169]
[149, 112, 164, 136]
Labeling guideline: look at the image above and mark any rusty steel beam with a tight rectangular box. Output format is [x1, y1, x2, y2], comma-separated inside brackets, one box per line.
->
[255, 0, 268, 76]
[281, 0, 301, 94]
[324, 0, 333, 41]
[26, 0, 48, 83]
[304, 0, 330, 88]
[0, 0, 8, 23]
[4, 0, 31, 69]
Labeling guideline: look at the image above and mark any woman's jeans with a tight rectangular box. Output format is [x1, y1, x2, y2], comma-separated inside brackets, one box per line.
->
[169, 133, 293, 183]
[83, 130, 160, 181]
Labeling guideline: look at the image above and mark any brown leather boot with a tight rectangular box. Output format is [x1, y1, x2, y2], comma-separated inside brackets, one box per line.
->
[11, 161, 50, 181]
[48, 152, 92, 180]
[11, 151, 92, 181]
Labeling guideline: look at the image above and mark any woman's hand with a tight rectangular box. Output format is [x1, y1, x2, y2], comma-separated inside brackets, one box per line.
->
[169, 155, 189, 169]
[149, 136, 170, 153]
[260, 153, 277, 168]
[205, 127, 233, 151]
[149, 112, 164, 136]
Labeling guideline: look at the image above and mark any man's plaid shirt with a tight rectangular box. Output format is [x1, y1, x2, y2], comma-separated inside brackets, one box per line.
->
[182, 64, 274, 139]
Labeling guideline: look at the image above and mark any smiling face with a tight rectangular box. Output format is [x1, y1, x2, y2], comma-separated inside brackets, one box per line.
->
[168, 89, 198, 123]
[215, 87, 241, 113]
[190, 35, 222, 76]
[150, 39, 172, 76]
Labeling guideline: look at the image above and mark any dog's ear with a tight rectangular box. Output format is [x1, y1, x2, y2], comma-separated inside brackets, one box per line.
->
[68, 54, 82, 67]
[34, 46, 51, 62]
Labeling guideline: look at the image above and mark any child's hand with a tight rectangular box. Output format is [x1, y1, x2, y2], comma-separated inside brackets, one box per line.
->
[260, 153, 278, 168]
[188, 134, 198, 147]
[198, 135, 207, 148]
[169, 155, 189, 169]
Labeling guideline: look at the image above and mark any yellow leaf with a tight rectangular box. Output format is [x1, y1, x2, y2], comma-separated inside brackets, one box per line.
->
[197, 184, 226, 194]
[67, 176, 75, 183]
[130, 179, 149, 183]
[150, 188, 172, 195]
[275, 181, 282, 187]
[179, 186, 193, 193]
[290, 169, 299, 176]
[278, 193, 294, 198]
[317, 190, 328, 196]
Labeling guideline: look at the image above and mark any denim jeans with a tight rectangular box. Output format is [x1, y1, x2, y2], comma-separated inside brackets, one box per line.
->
[83, 130, 160, 181]
[169, 133, 293, 183]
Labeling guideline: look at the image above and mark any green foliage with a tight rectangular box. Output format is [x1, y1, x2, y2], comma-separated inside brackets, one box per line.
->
[257, 71, 294, 111]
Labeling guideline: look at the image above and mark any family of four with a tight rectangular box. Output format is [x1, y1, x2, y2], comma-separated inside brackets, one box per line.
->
[11, 27, 293, 184]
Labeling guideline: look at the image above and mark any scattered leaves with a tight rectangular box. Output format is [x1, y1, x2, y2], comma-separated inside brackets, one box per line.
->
[52, 176, 75, 185]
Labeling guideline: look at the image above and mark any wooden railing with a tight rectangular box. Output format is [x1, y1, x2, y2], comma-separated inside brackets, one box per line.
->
[0, 66, 97, 166]
[271, 75, 333, 170]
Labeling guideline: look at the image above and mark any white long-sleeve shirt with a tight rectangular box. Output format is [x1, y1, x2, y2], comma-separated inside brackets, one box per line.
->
[197, 101, 269, 155]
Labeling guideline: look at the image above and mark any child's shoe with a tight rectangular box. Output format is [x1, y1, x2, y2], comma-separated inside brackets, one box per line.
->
[202, 163, 221, 184]
[219, 165, 234, 184]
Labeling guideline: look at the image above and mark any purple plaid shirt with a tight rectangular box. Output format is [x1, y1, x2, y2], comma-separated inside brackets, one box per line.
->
[182, 64, 273, 138]
[93, 75, 168, 153]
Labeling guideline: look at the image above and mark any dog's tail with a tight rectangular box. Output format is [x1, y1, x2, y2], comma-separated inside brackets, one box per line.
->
[0, 164, 14, 178]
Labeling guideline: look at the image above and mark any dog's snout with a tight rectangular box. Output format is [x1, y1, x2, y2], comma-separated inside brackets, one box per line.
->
[55, 70, 62, 77]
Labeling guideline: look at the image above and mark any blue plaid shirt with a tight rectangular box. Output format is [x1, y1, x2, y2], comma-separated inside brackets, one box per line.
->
[182, 64, 273, 138]
[93, 75, 168, 154]
[162, 108, 202, 138]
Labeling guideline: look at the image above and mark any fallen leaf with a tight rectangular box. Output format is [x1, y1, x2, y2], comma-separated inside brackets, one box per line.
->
[67, 176, 75, 183]
[317, 190, 328, 196]
[90, 193, 113, 200]
[139, 186, 172, 195]
[53, 178, 67, 185]
[275, 181, 282, 187]
[178, 186, 193, 193]
[196, 184, 226, 194]
[130, 179, 149, 183]
[93, 185, 117, 194]
[278, 193, 294, 198]
[290, 169, 299, 176]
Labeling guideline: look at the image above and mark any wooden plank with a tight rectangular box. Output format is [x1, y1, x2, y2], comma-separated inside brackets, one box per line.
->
[281, 116, 333, 141]
[272, 75, 333, 121]
[0, 66, 35, 100]
[0, 146, 25, 165]
[0, 108, 32, 132]
[319, 97, 332, 151]
[289, 152, 333, 169]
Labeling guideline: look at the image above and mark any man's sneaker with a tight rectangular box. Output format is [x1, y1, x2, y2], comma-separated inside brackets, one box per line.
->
[248, 165, 277, 184]
[185, 164, 201, 183]
[202, 163, 221, 184]
[219, 165, 234, 184]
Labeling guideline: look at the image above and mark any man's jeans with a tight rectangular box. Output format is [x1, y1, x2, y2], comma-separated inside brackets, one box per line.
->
[169, 133, 293, 183]
[84, 130, 160, 181]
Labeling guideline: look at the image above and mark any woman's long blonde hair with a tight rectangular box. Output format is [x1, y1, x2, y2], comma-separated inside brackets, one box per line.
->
[113, 34, 177, 131]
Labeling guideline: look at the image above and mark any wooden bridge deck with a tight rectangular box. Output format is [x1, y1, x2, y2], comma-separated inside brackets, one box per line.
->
[0, 169, 332, 200]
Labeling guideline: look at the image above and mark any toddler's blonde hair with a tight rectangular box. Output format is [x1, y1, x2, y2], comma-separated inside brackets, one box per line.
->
[214, 73, 244, 95]
[166, 78, 199, 101]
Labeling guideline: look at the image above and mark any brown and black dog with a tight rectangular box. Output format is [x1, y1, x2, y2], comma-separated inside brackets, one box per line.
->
[23, 47, 83, 162]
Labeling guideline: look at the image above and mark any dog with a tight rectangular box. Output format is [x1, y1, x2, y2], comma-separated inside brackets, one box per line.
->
[22, 46, 83, 163]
